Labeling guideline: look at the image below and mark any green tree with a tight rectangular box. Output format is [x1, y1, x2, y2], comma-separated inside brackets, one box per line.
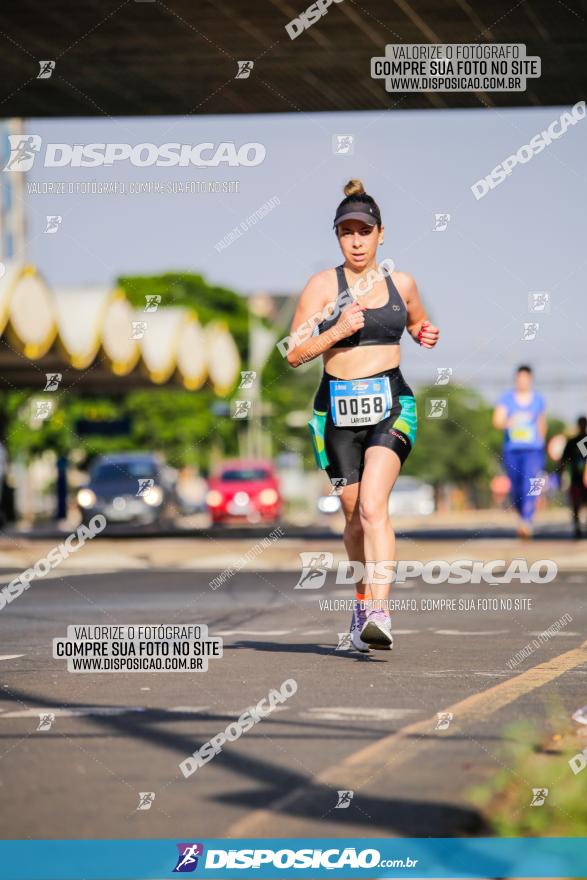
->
[400, 386, 502, 502]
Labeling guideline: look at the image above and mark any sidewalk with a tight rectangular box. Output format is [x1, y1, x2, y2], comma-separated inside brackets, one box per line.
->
[0, 508, 586, 573]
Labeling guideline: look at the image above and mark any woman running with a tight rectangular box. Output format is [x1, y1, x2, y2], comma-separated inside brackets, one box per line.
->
[286, 180, 439, 651]
[492, 365, 547, 539]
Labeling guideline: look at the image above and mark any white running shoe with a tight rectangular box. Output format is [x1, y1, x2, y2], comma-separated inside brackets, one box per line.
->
[349, 600, 370, 653]
[360, 609, 394, 650]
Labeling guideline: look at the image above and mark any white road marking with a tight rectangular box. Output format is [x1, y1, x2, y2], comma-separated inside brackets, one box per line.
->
[303, 707, 419, 722]
[0, 654, 24, 661]
[475, 672, 510, 677]
[215, 629, 292, 636]
[0, 568, 124, 586]
[528, 631, 580, 637]
[0, 706, 147, 718]
[433, 629, 509, 636]
[167, 706, 210, 714]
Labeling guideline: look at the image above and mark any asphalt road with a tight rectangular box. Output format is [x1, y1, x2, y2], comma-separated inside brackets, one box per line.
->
[0, 564, 585, 839]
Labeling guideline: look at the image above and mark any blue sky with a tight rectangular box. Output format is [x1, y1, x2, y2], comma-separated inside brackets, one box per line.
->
[24, 106, 586, 421]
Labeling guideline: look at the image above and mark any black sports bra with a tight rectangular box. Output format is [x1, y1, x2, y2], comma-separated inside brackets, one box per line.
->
[316, 264, 407, 348]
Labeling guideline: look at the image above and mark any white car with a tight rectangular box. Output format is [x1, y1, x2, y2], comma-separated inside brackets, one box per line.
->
[317, 476, 434, 516]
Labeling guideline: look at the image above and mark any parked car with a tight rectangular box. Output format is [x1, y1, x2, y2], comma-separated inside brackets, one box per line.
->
[77, 453, 178, 526]
[206, 459, 281, 524]
[317, 476, 435, 516]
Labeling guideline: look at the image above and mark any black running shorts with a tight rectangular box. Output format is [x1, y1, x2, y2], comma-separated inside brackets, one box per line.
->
[309, 366, 418, 486]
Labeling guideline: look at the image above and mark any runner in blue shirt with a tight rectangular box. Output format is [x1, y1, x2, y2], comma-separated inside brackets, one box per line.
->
[492, 365, 547, 538]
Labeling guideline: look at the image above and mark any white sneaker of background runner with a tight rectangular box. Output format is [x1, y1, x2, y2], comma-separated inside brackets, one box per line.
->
[349, 600, 370, 652]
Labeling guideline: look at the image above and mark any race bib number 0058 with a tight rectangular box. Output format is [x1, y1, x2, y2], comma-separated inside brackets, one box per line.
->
[330, 377, 392, 427]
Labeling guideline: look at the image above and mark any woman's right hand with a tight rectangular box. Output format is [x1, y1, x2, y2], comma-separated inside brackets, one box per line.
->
[334, 301, 365, 341]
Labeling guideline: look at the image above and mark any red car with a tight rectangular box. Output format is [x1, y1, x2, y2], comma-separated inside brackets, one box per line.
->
[206, 459, 282, 524]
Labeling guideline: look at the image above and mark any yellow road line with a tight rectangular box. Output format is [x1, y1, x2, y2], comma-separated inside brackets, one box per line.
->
[227, 639, 587, 837]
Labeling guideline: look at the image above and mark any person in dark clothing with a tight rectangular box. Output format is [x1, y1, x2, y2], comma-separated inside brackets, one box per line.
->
[557, 416, 587, 539]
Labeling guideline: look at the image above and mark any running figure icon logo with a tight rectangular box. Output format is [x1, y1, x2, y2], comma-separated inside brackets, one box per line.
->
[36, 713, 55, 731]
[335, 632, 352, 651]
[330, 477, 347, 496]
[173, 843, 204, 872]
[144, 294, 161, 313]
[333, 135, 354, 155]
[426, 399, 448, 419]
[530, 788, 549, 806]
[522, 322, 539, 341]
[44, 215, 62, 234]
[3, 134, 42, 172]
[528, 292, 550, 312]
[527, 476, 546, 497]
[294, 552, 333, 589]
[433, 213, 451, 232]
[435, 712, 453, 731]
[434, 367, 453, 386]
[335, 790, 354, 808]
[44, 373, 62, 391]
[239, 370, 257, 389]
[136, 792, 155, 810]
[236, 61, 254, 79]
[37, 61, 56, 79]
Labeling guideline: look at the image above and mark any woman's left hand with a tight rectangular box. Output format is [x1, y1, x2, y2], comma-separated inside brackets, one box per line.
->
[418, 320, 440, 348]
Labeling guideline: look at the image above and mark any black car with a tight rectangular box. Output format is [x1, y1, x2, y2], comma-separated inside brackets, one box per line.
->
[77, 453, 177, 526]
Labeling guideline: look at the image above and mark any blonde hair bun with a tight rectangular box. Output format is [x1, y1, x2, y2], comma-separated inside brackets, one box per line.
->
[343, 179, 365, 197]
